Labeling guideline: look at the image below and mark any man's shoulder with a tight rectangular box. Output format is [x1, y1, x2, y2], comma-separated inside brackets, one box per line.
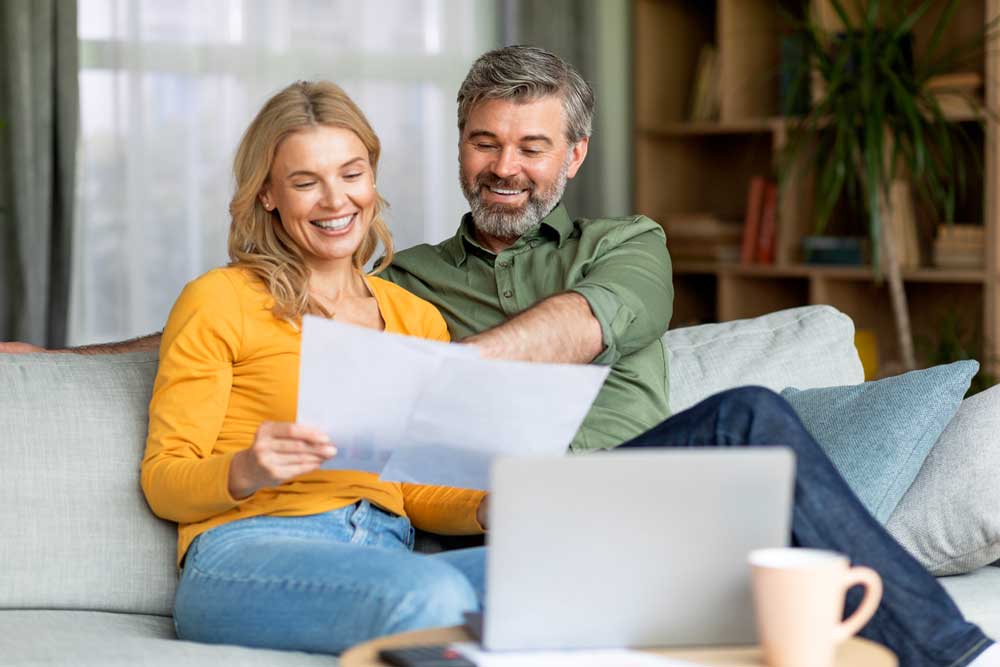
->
[572, 213, 665, 244]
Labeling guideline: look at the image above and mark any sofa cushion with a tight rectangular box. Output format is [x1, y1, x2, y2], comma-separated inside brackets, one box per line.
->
[664, 305, 864, 414]
[0, 610, 336, 666]
[938, 566, 1000, 640]
[781, 361, 977, 524]
[0, 351, 176, 616]
[887, 384, 1000, 575]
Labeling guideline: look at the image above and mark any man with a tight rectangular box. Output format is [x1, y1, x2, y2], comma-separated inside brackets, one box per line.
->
[4, 46, 997, 666]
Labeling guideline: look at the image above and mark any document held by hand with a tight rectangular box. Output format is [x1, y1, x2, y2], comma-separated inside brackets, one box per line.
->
[297, 316, 609, 490]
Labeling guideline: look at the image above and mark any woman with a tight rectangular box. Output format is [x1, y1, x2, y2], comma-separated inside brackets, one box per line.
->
[141, 80, 486, 655]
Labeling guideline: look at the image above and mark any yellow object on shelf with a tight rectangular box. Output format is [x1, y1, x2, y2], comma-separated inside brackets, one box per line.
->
[855, 330, 880, 381]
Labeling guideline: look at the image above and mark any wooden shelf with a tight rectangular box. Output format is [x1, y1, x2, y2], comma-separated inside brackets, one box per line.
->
[634, 0, 1000, 376]
[673, 261, 988, 283]
[638, 119, 781, 137]
[638, 108, 981, 139]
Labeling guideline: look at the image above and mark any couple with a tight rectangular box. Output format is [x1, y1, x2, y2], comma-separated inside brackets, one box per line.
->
[9, 46, 996, 666]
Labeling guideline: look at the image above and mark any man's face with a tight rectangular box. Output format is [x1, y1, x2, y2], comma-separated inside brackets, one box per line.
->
[459, 96, 588, 244]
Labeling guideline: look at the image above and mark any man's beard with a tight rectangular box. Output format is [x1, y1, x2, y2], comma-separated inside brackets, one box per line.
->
[460, 153, 571, 242]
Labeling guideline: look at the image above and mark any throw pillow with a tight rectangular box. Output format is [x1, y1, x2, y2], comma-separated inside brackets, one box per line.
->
[665, 305, 864, 414]
[887, 383, 1000, 575]
[781, 360, 978, 524]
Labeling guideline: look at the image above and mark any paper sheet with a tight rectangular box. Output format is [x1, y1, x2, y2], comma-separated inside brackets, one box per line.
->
[297, 316, 609, 489]
[450, 643, 697, 667]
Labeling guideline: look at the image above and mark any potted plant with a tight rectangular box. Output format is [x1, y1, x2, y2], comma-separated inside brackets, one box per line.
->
[781, 0, 995, 371]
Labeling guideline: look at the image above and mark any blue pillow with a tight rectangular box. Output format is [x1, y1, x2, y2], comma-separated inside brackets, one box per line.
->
[781, 360, 978, 524]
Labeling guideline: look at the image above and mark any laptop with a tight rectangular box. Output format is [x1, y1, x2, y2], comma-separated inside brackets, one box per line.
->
[472, 448, 794, 651]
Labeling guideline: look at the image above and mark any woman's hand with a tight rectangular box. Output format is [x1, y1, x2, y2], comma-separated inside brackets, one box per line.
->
[477, 493, 490, 531]
[228, 422, 336, 499]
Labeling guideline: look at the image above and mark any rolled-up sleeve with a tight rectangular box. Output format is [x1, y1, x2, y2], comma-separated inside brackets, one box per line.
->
[570, 218, 673, 365]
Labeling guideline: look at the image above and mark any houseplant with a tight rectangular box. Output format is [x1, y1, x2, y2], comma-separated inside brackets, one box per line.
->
[781, 0, 995, 370]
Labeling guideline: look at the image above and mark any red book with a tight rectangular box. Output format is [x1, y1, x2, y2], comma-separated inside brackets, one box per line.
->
[755, 181, 779, 264]
[740, 177, 767, 264]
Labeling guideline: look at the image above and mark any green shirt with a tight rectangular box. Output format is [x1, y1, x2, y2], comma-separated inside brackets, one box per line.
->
[381, 203, 674, 452]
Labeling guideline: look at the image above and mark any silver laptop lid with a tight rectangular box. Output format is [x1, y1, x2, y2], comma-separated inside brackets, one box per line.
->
[483, 448, 794, 651]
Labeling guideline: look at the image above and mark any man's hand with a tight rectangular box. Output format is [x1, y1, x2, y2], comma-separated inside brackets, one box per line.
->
[476, 493, 490, 530]
[0, 342, 46, 353]
[228, 422, 337, 499]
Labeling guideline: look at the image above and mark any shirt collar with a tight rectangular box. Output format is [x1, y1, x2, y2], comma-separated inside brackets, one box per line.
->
[446, 202, 573, 266]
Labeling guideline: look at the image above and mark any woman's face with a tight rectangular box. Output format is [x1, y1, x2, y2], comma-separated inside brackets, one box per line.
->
[260, 125, 376, 273]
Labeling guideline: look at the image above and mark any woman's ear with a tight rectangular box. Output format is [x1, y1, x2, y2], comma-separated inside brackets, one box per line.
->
[259, 185, 274, 211]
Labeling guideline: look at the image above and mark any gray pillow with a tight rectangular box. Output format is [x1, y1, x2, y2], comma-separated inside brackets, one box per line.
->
[887, 383, 1000, 575]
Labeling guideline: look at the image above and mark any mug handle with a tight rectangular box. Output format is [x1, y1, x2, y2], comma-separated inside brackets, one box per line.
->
[832, 565, 883, 643]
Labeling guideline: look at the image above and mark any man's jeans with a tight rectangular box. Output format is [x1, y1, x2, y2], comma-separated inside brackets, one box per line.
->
[173, 500, 485, 654]
[618, 386, 991, 667]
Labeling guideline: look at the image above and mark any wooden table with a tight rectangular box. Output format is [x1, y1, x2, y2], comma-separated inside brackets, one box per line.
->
[341, 626, 898, 666]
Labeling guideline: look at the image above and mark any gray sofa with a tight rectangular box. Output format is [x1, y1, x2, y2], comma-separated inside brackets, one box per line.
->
[2, 305, 998, 665]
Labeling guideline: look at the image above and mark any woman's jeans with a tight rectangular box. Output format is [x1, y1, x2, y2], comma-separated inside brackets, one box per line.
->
[618, 386, 991, 667]
[174, 500, 486, 654]
[177, 386, 992, 665]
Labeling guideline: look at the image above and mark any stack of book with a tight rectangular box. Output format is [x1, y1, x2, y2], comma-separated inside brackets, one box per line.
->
[740, 176, 779, 264]
[934, 224, 985, 269]
[926, 71, 983, 118]
[663, 213, 742, 263]
[688, 44, 720, 122]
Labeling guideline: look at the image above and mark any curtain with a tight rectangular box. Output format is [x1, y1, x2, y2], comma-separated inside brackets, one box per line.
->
[504, 0, 631, 221]
[71, 0, 498, 345]
[0, 0, 78, 347]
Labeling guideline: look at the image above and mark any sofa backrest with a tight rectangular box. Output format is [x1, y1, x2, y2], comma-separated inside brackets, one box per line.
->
[0, 351, 176, 616]
[664, 305, 864, 413]
[0, 305, 863, 617]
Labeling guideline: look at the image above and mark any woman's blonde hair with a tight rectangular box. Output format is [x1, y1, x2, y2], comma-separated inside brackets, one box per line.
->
[228, 80, 393, 320]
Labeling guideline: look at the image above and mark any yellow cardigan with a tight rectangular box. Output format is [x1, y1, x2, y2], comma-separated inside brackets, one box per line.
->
[141, 267, 485, 565]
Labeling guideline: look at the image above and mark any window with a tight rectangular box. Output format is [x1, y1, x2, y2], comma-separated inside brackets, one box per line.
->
[72, 0, 497, 344]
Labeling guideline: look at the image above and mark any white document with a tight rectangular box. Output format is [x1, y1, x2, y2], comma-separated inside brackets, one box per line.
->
[450, 643, 697, 667]
[297, 316, 609, 489]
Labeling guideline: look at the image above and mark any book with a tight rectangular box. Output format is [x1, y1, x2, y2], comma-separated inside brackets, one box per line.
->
[740, 177, 767, 264]
[882, 180, 920, 269]
[926, 72, 983, 92]
[688, 44, 720, 122]
[755, 182, 779, 264]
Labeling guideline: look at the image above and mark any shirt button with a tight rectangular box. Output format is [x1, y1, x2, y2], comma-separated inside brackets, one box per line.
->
[498, 261, 509, 268]
[503, 290, 513, 298]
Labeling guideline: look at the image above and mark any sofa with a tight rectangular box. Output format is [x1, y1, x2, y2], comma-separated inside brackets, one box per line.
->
[2, 304, 999, 665]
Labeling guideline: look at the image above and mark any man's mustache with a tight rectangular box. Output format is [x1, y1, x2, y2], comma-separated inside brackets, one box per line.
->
[475, 174, 534, 192]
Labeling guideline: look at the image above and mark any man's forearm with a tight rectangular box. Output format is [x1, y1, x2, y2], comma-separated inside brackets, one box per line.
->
[0, 333, 162, 355]
[44, 331, 161, 354]
[463, 292, 603, 363]
[67, 332, 163, 354]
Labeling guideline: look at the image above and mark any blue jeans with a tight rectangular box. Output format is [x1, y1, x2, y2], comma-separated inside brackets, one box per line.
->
[174, 500, 486, 654]
[619, 386, 991, 667]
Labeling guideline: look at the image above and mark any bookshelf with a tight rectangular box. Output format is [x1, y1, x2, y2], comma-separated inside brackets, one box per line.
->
[633, 0, 1000, 376]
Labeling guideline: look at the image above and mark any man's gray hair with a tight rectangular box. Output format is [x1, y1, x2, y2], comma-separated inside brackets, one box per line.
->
[457, 45, 595, 144]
